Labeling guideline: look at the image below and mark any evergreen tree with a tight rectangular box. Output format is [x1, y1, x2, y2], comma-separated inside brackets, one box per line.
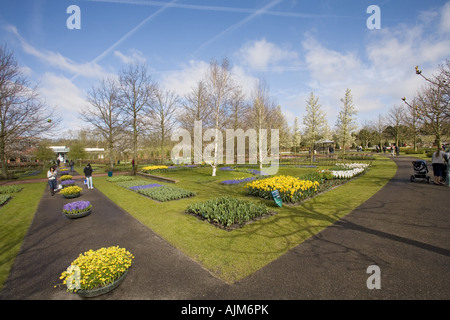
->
[335, 88, 358, 155]
[302, 92, 327, 163]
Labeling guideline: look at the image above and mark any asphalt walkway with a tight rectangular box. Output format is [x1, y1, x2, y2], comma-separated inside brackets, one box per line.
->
[0, 156, 449, 301]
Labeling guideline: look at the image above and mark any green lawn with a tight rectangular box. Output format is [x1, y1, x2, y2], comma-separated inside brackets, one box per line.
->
[0, 182, 46, 291]
[96, 156, 397, 283]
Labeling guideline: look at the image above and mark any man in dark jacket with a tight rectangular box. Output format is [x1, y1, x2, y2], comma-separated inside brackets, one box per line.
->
[83, 163, 94, 189]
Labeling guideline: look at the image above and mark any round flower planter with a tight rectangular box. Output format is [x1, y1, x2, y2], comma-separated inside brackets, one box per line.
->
[76, 270, 129, 298]
[62, 193, 81, 199]
[64, 209, 91, 219]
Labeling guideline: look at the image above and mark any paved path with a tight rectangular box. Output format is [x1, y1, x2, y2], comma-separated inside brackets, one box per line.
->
[0, 156, 449, 301]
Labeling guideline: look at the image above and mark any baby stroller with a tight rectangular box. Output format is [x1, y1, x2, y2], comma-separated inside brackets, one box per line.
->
[410, 160, 431, 183]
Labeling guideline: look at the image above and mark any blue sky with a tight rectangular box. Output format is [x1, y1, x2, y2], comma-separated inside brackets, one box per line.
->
[1, 0, 449, 136]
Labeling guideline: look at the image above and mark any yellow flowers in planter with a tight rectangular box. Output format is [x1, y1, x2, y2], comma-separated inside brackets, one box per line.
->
[59, 246, 134, 292]
[246, 175, 320, 203]
[60, 185, 83, 196]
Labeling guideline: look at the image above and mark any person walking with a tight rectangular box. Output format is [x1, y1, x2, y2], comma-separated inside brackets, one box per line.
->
[431, 146, 447, 185]
[47, 166, 57, 196]
[69, 160, 74, 173]
[83, 163, 94, 189]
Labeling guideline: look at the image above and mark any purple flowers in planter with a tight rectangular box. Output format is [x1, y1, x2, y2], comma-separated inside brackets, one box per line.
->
[63, 200, 92, 214]
[129, 184, 162, 191]
[61, 179, 76, 186]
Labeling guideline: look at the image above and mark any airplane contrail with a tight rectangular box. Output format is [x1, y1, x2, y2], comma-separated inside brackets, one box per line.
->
[71, 0, 179, 81]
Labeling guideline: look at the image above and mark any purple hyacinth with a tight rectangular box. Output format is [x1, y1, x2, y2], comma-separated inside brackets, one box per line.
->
[63, 200, 91, 213]
[129, 184, 162, 191]
[247, 169, 269, 175]
[221, 177, 256, 184]
[219, 167, 233, 171]
[61, 179, 76, 185]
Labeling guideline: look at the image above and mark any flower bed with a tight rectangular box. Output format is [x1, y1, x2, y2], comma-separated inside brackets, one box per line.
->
[61, 179, 76, 187]
[141, 165, 197, 173]
[0, 194, 11, 206]
[0, 185, 23, 194]
[60, 186, 83, 198]
[186, 196, 271, 229]
[321, 162, 369, 179]
[106, 175, 135, 183]
[137, 185, 196, 202]
[220, 176, 257, 185]
[63, 200, 92, 214]
[246, 175, 320, 203]
[247, 169, 269, 175]
[129, 183, 162, 191]
[116, 179, 157, 189]
[141, 165, 168, 173]
[58, 246, 134, 296]
[60, 175, 73, 181]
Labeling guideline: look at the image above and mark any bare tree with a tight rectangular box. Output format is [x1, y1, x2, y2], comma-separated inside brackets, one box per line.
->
[401, 97, 421, 151]
[251, 79, 269, 170]
[81, 77, 123, 171]
[149, 86, 179, 164]
[204, 58, 235, 176]
[118, 62, 155, 174]
[386, 105, 406, 147]
[177, 80, 212, 163]
[370, 114, 386, 151]
[0, 45, 59, 179]
[225, 86, 250, 164]
[178, 80, 212, 132]
[415, 62, 450, 152]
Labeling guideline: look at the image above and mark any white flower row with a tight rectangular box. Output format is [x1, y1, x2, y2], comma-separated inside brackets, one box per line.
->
[321, 163, 369, 179]
[329, 167, 366, 179]
[335, 162, 370, 169]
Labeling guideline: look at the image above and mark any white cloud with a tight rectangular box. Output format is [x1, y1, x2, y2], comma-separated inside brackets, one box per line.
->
[7, 25, 111, 80]
[160, 60, 210, 97]
[302, 35, 363, 85]
[300, 6, 450, 124]
[114, 49, 147, 64]
[440, 1, 450, 33]
[39, 73, 87, 129]
[160, 59, 258, 101]
[238, 38, 299, 71]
